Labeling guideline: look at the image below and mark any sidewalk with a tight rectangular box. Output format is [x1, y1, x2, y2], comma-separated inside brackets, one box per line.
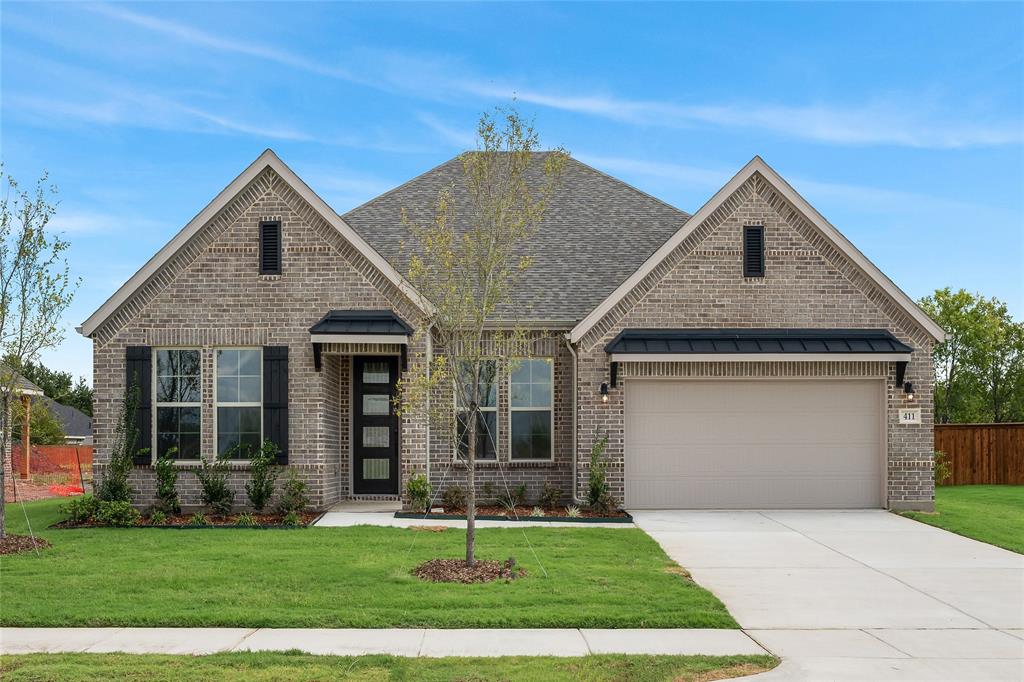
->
[0, 627, 767, 657]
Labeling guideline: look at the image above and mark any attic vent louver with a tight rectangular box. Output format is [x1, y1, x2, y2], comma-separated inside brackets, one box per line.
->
[260, 221, 282, 275]
[743, 225, 765, 278]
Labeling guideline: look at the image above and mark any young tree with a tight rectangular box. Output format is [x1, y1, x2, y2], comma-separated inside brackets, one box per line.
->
[398, 107, 566, 565]
[12, 399, 67, 445]
[0, 170, 77, 537]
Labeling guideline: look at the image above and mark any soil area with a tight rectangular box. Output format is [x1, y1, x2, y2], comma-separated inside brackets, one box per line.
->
[413, 558, 526, 584]
[52, 511, 319, 528]
[0, 533, 52, 555]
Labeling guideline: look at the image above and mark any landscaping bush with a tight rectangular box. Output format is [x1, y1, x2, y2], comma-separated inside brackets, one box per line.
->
[406, 473, 431, 513]
[244, 440, 281, 511]
[153, 449, 181, 515]
[148, 510, 167, 525]
[498, 483, 528, 511]
[61, 494, 100, 524]
[235, 512, 257, 527]
[187, 511, 207, 526]
[539, 483, 562, 508]
[441, 485, 466, 512]
[934, 450, 952, 485]
[587, 431, 615, 513]
[195, 456, 234, 515]
[282, 511, 300, 526]
[97, 381, 142, 503]
[482, 480, 496, 504]
[276, 468, 310, 514]
[96, 500, 141, 527]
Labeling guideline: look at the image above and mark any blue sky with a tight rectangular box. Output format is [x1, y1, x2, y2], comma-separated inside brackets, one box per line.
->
[2, 2, 1022, 383]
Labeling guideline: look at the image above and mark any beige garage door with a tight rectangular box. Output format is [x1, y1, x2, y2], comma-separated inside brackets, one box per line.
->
[625, 379, 884, 509]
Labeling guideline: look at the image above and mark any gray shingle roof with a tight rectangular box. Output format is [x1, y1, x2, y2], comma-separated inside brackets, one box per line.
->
[39, 397, 93, 439]
[341, 153, 690, 324]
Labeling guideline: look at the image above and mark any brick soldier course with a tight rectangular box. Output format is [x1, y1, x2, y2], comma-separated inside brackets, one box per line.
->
[80, 150, 943, 512]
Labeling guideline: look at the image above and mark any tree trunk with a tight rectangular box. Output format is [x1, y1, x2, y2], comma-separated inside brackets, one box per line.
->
[1, 397, 9, 539]
[465, 405, 477, 567]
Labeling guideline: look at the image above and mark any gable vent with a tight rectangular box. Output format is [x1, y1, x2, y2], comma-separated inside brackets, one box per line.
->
[260, 221, 282, 275]
[743, 225, 765, 278]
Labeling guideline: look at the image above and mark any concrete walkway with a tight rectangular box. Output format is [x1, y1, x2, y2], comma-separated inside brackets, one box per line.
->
[0, 627, 766, 658]
[633, 510, 1024, 681]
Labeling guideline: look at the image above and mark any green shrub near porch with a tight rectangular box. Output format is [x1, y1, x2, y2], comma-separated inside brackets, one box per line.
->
[2, 498, 737, 629]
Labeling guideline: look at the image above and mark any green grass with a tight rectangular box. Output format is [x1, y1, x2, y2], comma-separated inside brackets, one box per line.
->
[0, 653, 777, 682]
[1, 498, 736, 628]
[902, 485, 1024, 554]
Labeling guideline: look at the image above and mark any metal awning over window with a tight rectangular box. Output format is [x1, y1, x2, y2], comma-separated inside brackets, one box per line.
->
[309, 310, 413, 371]
[605, 328, 913, 362]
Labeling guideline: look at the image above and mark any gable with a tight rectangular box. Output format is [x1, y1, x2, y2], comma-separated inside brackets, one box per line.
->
[80, 150, 430, 342]
[570, 157, 945, 347]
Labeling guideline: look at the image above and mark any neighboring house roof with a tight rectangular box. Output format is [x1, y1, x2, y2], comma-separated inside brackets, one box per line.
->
[570, 156, 946, 344]
[342, 153, 690, 324]
[0, 365, 45, 396]
[78, 149, 432, 338]
[38, 397, 93, 440]
[604, 328, 913, 359]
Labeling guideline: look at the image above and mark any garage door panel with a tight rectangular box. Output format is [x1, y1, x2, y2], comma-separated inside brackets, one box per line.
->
[625, 379, 883, 509]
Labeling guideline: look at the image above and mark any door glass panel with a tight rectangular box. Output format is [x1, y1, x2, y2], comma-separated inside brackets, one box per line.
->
[363, 458, 390, 480]
[363, 426, 389, 448]
[363, 394, 390, 416]
[363, 361, 390, 384]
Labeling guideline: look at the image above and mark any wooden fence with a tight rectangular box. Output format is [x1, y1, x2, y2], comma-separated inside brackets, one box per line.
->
[934, 423, 1024, 485]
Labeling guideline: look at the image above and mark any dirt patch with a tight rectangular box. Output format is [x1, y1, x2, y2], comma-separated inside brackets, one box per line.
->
[409, 525, 449, 532]
[8, 481, 60, 502]
[663, 565, 693, 580]
[0, 534, 52, 555]
[692, 661, 777, 681]
[441, 504, 629, 519]
[413, 558, 526, 584]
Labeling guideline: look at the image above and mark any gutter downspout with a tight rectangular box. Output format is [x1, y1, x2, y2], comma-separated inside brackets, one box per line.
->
[424, 322, 435, 485]
[563, 333, 582, 504]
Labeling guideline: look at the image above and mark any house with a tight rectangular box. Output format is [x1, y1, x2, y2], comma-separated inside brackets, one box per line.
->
[39, 397, 93, 445]
[79, 150, 942, 512]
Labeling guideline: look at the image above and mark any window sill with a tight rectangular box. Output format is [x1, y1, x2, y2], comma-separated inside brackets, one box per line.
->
[451, 459, 558, 468]
[139, 460, 255, 470]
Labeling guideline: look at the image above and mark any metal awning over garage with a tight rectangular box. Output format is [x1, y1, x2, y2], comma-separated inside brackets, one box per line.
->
[605, 328, 913, 362]
[309, 310, 413, 371]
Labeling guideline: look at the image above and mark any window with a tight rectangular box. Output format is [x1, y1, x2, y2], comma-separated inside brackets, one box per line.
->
[154, 349, 201, 460]
[216, 348, 262, 457]
[510, 358, 553, 460]
[259, 221, 282, 275]
[743, 225, 765, 278]
[455, 360, 498, 460]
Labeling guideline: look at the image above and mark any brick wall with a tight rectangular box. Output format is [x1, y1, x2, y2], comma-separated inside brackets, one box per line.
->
[576, 172, 935, 511]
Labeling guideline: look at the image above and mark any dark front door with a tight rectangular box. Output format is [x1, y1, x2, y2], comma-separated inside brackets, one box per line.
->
[353, 356, 399, 495]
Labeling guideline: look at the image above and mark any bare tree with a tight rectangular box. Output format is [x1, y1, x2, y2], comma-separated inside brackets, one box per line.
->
[0, 169, 77, 537]
[398, 107, 566, 565]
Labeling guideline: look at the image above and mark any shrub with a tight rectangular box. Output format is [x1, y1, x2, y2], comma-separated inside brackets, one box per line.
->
[498, 483, 528, 511]
[97, 381, 142, 503]
[566, 505, 581, 518]
[282, 511, 300, 526]
[587, 431, 615, 512]
[61, 494, 101, 524]
[482, 481, 496, 504]
[530, 506, 544, 517]
[244, 440, 281, 512]
[235, 512, 257, 527]
[96, 500, 141, 527]
[538, 483, 562, 509]
[153, 449, 181, 515]
[934, 450, 952, 485]
[187, 511, 207, 526]
[148, 510, 167, 525]
[406, 473, 431, 513]
[195, 455, 234, 515]
[276, 468, 310, 514]
[441, 485, 466, 512]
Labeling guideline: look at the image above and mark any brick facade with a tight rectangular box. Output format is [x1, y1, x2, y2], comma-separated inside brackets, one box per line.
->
[575, 172, 935, 511]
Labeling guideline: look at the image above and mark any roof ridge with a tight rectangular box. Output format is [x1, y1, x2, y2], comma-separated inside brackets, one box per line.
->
[341, 155, 461, 218]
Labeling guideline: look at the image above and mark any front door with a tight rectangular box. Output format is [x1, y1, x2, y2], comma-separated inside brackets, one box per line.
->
[353, 357, 400, 495]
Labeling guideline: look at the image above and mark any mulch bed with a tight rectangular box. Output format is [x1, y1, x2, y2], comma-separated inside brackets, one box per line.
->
[52, 511, 319, 529]
[0, 534, 52, 555]
[468, 505, 629, 518]
[413, 558, 526, 584]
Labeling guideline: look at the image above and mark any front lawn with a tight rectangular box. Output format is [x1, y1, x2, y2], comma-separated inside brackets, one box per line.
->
[0, 653, 777, 682]
[1, 498, 736, 628]
[902, 485, 1024, 554]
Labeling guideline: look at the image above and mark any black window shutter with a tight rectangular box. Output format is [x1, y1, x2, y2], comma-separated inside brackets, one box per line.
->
[743, 226, 765, 278]
[259, 221, 282, 275]
[263, 346, 289, 463]
[125, 346, 152, 464]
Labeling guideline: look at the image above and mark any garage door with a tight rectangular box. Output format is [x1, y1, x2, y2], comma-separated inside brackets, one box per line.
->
[624, 379, 884, 509]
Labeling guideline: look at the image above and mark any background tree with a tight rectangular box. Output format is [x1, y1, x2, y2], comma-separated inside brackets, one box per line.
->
[920, 288, 1024, 423]
[398, 107, 566, 566]
[3, 357, 92, 415]
[12, 399, 66, 445]
[0, 169, 77, 538]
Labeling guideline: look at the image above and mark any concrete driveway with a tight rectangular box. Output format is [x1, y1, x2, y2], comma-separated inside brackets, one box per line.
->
[632, 510, 1024, 681]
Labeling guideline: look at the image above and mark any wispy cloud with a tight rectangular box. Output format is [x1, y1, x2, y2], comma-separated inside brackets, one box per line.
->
[416, 112, 476, 149]
[48, 209, 168, 236]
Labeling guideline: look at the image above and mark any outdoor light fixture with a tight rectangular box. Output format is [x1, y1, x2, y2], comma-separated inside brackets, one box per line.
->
[904, 382, 915, 402]
[600, 382, 609, 403]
